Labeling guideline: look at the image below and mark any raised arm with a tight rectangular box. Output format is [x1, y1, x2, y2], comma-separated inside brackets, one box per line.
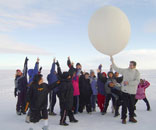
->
[23, 57, 29, 78]
[56, 60, 62, 78]
[110, 56, 125, 75]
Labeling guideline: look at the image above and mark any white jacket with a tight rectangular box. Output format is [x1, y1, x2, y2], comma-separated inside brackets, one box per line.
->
[112, 63, 140, 95]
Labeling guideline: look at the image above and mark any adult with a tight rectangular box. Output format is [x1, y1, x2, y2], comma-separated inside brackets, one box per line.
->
[110, 56, 140, 124]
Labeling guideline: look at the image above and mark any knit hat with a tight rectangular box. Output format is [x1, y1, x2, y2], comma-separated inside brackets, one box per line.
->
[90, 70, 95, 74]
[102, 72, 107, 77]
[62, 72, 70, 79]
[33, 74, 43, 83]
[76, 63, 81, 66]
[16, 69, 21, 73]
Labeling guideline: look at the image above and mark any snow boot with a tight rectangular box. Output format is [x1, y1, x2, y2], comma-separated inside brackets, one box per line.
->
[129, 117, 137, 123]
[122, 119, 126, 124]
[16, 111, 21, 115]
[60, 122, 69, 126]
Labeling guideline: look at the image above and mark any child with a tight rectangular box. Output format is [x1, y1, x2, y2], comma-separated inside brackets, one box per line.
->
[26, 74, 58, 130]
[135, 79, 151, 111]
[14, 57, 28, 115]
[90, 70, 98, 112]
[56, 61, 78, 126]
[102, 71, 116, 115]
[97, 65, 107, 113]
[79, 72, 93, 114]
[67, 57, 81, 114]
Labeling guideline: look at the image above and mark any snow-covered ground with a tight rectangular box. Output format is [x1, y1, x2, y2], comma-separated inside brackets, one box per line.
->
[0, 70, 156, 130]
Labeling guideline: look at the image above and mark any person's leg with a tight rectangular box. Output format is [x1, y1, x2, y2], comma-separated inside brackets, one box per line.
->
[50, 91, 57, 115]
[111, 95, 116, 113]
[60, 108, 67, 125]
[68, 110, 78, 122]
[128, 94, 137, 123]
[16, 92, 22, 114]
[143, 98, 151, 110]
[91, 95, 96, 111]
[103, 94, 111, 113]
[97, 94, 103, 112]
[121, 93, 128, 120]
[114, 99, 120, 117]
[76, 96, 79, 113]
[86, 97, 92, 113]
[21, 91, 26, 114]
[134, 99, 138, 110]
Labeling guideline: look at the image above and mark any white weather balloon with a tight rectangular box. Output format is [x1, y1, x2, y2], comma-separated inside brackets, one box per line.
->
[88, 6, 131, 56]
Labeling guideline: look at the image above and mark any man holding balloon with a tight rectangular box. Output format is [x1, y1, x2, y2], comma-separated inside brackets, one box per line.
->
[110, 57, 140, 124]
[88, 6, 141, 124]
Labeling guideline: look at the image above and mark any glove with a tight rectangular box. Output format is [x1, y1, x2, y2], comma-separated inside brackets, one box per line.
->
[14, 88, 17, 97]
[55, 61, 60, 67]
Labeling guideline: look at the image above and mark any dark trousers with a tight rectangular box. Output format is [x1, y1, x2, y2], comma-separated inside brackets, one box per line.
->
[73, 96, 79, 113]
[91, 95, 97, 109]
[121, 92, 135, 119]
[79, 95, 92, 113]
[135, 98, 150, 110]
[49, 91, 57, 113]
[60, 109, 75, 123]
[103, 94, 116, 113]
[16, 91, 26, 112]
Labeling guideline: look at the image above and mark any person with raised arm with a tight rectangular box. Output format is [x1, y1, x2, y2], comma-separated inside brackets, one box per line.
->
[110, 56, 140, 124]
[47, 58, 58, 116]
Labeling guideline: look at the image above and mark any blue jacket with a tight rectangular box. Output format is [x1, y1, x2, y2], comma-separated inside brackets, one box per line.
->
[28, 62, 39, 84]
[97, 73, 107, 96]
[47, 62, 58, 93]
[90, 76, 98, 95]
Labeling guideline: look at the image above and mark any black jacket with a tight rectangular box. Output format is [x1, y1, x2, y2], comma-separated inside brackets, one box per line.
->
[115, 76, 123, 84]
[27, 82, 58, 110]
[79, 75, 92, 98]
[15, 75, 27, 92]
[58, 79, 74, 110]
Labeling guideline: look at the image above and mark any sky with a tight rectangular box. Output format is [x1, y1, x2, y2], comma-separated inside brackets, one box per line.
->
[0, 0, 156, 71]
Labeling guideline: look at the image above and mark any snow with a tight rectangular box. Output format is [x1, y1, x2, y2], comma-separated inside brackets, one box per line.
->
[0, 70, 156, 130]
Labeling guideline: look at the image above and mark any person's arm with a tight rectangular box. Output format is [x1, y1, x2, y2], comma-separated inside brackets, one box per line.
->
[56, 61, 62, 78]
[67, 56, 72, 68]
[97, 69, 107, 83]
[128, 71, 140, 87]
[23, 57, 29, 78]
[144, 80, 150, 88]
[110, 56, 125, 74]
[50, 58, 56, 74]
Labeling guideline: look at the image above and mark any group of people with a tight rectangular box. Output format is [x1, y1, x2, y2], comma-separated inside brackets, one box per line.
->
[14, 56, 151, 130]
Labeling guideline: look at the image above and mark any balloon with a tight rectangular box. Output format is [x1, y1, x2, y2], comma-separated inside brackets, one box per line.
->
[88, 6, 131, 56]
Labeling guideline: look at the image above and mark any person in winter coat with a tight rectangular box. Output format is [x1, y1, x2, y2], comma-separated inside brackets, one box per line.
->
[67, 57, 81, 114]
[72, 71, 81, 114]
[26, 74, 59, 130]
[79, 72, 93, 114]
[102, 71, 116, 115]
[110, 56, 140, 124]
[47, 58, 58, 116]
[90, 70, 98, 112]
[135, 79, 151, 111]
[56, 61, 78, 126]
[97, 65, 107, 113]
[14, 57, 28, 115]
[112, 71, 123, 117]
[25, 58, 41, 123]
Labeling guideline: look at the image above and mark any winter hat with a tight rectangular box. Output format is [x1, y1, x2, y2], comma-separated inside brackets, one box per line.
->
[76, 63, 81, 66]
[90, 70, 95, 74]
[102, 72, 107, 77]
[107, 71, 114, 78]
[16, 69, 21, 73]
[62, 72, 70, 79]
[33, 74, 43, 83]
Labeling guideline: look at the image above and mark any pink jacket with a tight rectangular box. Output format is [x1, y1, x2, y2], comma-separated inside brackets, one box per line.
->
[135, 81, 150, 100]
[72, 76, 80, 96]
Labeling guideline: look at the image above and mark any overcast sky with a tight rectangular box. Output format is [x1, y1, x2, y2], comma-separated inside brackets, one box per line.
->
[0, 0, 156, 71]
